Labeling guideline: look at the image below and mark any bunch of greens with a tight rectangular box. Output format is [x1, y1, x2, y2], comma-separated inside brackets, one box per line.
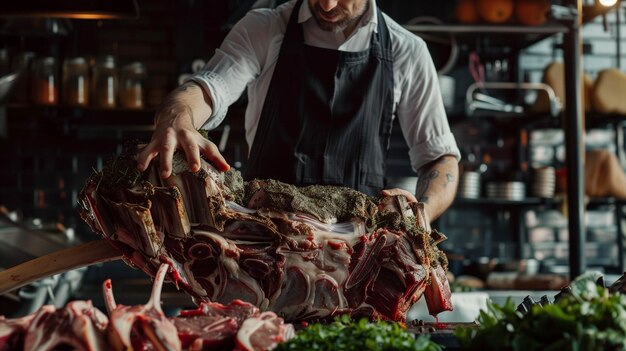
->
[455, 274, 626, 351]
[275, 315, 441, 351]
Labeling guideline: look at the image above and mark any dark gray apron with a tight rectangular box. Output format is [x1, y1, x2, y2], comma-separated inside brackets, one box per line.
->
[244, 0, 394, 196]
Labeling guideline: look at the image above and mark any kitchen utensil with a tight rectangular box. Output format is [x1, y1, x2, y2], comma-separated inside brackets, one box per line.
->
[0, 239, 121, 294]
[465, 82, 561, 117]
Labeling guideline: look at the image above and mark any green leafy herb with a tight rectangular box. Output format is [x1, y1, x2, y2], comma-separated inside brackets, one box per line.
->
[275, 315, 441, 351]
[455, 273, 626, 351]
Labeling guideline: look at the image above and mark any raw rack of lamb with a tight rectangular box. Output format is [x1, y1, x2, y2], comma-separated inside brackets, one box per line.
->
[78, 149, 453, 322]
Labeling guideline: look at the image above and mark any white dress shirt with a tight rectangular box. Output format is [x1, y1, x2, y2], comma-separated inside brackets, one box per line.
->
[190, 0, 460, 172]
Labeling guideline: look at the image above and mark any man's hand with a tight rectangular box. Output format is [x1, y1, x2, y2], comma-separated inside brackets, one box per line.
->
[136, 82, 230, 178]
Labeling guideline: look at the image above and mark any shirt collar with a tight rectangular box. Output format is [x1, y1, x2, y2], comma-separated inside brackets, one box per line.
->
[298, 0, 378, 33]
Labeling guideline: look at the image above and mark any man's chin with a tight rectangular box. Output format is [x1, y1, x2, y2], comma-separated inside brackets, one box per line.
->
[319, 23, 344, 33]
[315, 18, 348, 33]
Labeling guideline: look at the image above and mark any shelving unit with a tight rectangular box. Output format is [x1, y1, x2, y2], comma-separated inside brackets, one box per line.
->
[404, 23, 568, 50]
[406, 1, 586, 279]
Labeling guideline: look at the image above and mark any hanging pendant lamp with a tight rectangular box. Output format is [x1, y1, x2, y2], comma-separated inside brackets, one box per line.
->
[0, 0, 139, 19]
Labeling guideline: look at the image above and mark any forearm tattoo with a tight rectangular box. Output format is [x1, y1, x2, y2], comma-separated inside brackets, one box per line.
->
[445, 172, 455, 188]
[415, 168, 439, 203]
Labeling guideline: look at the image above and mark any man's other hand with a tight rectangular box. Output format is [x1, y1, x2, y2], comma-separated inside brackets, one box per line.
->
[381, 188, 418, 203]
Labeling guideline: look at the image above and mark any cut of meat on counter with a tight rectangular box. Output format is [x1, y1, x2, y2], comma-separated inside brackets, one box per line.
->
[173, 299, 294, 351]
[0, 314, 34, 350]
[78, 147, 453, 322]
[103, 263, 182, 351]
[0, 263, 294, 351]
[24, 301, 109, 350]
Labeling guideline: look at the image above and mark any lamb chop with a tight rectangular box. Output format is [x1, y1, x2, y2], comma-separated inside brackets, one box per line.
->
[172, 299, 294, 351]
[79, 149, 453, 322]
[172, 299, 259, 350]
[103, 263, 181, 351]
[234, 311, 294, 351]
[0, 313, 35, 350]
[23, 301, 109, 351]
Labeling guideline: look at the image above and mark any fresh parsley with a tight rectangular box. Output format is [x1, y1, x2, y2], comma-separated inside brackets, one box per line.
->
[275, 315, 442, 351]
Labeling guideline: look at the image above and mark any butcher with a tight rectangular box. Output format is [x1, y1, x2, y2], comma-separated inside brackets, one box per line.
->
[136, 0, 461, 221]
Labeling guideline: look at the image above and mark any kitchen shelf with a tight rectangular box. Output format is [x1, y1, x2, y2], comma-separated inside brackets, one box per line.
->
[448, 112, 559, 127]
[5, 104, 157, 126]
[586, 112, 626, 129]
[453, 197, 553, 207]
[587, 197, 626, 207]
[403, 23, 568, 51]
[419, 3, 584, 277]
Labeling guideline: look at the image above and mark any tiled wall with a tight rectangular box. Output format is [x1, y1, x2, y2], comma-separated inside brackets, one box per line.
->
[520, 6, 625, 81]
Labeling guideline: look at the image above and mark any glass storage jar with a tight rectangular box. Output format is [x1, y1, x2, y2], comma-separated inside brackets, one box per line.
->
[119, 62, 146, 109]
[62, 57, 90, 106]
[31, 56, 58, 105]
[92, 55, 118, 108]
[11, 51, 35, 104]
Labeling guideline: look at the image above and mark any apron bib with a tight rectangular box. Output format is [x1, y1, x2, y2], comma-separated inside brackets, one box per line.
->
[244, 0, 394, 196]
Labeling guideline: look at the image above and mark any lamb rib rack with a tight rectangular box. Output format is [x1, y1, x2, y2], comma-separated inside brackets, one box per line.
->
[79, 150, 453, 322]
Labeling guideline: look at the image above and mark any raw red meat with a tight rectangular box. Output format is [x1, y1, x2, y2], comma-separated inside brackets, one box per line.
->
[172, 299, 294, 351]
[79, 151, 453, 322]
[24, 301, 108, 351]
[234, 311, 295, 351]
[0, 314, 34, 350]
[0, 269, 292, 351]
[103, 263, 182, 351]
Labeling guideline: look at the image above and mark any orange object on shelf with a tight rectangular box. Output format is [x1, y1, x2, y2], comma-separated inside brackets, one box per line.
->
[456, 0, 479, 24]
[63, 57, 90, 107]
[476, 0, 514, 24]
[31, 56, 58, 106]
[92, 55, 118, 108]
[119, 62, 146, 109]
[514, 0, 550, 26]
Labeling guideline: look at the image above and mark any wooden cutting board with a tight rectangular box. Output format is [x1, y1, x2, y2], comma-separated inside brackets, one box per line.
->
[0, 239, 121, 294]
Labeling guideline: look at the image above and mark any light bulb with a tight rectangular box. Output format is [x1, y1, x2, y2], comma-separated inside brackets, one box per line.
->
[599, 0, 618, 6]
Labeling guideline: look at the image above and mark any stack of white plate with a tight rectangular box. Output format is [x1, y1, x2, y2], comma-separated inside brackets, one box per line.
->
[531, 167, 556, 198]
[458, 171, 481, 199]
[486, 181, 526, 200]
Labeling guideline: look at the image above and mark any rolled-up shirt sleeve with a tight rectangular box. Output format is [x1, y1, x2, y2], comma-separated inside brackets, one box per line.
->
[396, 37, 461, 172]
[188, 9, 273, 129]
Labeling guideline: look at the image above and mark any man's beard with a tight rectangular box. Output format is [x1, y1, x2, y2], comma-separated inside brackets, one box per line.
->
[309, 1, 368, 33]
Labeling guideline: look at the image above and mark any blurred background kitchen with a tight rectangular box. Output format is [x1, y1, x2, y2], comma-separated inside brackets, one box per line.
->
[1, 0, 626, 321]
